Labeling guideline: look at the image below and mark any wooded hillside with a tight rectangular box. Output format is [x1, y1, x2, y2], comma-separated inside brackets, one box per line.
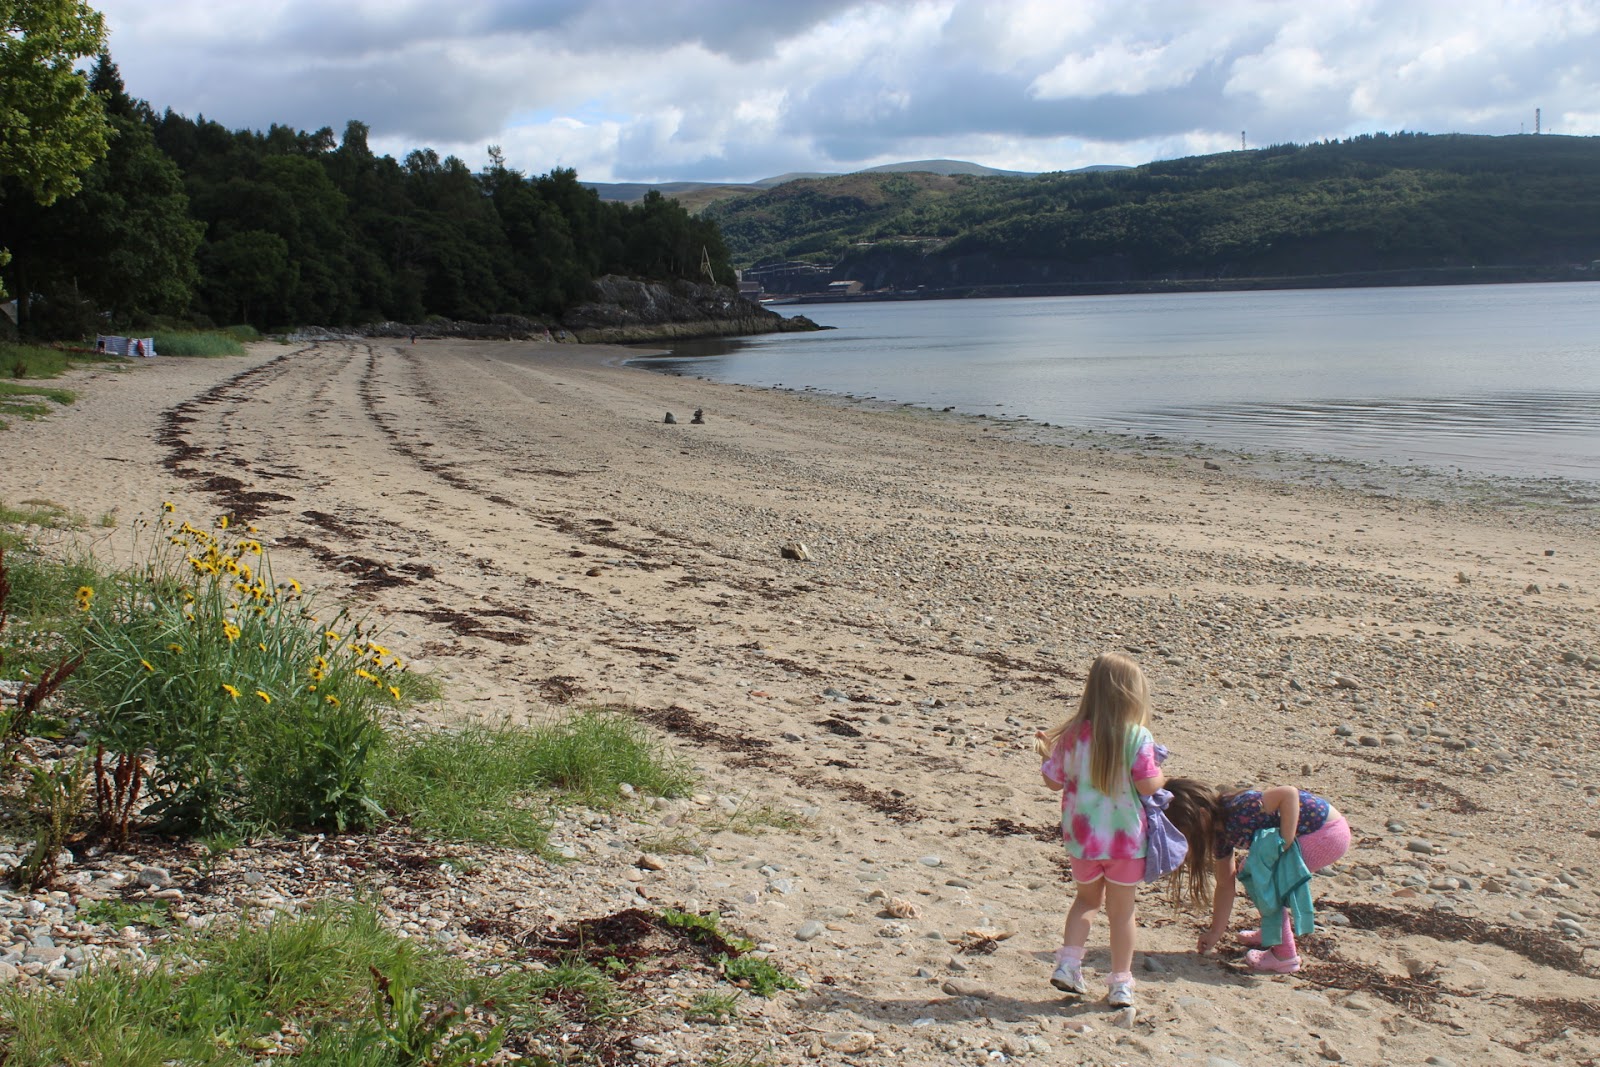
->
[0, 59, 731, 338]
[706, 133, 1600, 293]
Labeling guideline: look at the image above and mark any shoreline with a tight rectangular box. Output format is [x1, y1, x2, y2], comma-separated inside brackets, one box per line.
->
[628, 351, 1600, 529]
[3, 338, 1598, 1065]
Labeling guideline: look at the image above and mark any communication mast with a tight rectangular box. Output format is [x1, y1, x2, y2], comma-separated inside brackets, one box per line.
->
[1241, 131, 1246, 151]
[1535, 108, 1541, 135]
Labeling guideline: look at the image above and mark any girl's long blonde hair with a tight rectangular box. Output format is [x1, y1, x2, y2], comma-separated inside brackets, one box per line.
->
[1033, 651, 1151, 794]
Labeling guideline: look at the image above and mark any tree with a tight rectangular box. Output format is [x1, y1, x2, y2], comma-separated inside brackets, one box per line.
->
[0, 0, 111, 293]
[5, 56, 202, 332]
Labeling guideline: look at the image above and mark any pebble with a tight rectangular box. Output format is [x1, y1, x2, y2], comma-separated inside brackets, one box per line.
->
[136, 867, 173, 888]
[917, 855, 942, 867]
[795, 920, 826, 941]
[941, 978, 992, 998]
[819, 1031, 875, 1054]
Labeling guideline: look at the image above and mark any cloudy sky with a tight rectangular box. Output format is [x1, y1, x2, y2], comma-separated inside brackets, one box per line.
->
[92, 0, 1600, 184]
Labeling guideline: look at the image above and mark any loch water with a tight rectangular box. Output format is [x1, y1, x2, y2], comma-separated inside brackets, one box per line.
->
[642, 282, 1600, 484]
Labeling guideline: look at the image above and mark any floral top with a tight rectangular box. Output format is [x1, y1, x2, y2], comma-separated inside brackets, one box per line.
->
[1215, 789, 1333, 858]
[1041, 722, 1161, 860]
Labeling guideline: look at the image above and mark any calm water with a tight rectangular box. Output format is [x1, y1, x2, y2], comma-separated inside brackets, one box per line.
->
[640, 283, 1600, 482]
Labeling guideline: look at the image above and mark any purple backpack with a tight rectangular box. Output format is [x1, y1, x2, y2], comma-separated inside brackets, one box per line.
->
[1142, 788, 1189, 882]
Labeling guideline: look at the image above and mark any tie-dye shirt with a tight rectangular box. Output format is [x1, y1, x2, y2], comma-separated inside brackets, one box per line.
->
[1041, 722, 1161, 860]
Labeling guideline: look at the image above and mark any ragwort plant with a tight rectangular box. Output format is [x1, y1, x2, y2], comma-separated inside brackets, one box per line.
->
[75, 508, 412, 837]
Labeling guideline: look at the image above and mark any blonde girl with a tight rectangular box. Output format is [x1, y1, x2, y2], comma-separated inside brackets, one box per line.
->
[1033, 652, 1166, 1007]
[1162, 778, 1350, 973]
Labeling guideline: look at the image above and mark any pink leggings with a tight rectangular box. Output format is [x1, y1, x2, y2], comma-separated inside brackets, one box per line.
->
[1272, 814, 1351, 957]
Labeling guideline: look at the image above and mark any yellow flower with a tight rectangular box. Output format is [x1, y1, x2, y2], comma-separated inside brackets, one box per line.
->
[162, 501, 176, 512]
[314, 655, 329, 672]
[221, 683, 240, 699]
[141, 659, 154, 672]
[240, 541, 261, 555]
[255, 690, 271, 704]
[324, 695, 341, 708]
[166, 643, 183, 653]
[309, 667, 325, 682]
[217, 515, 230, 529]
[287, 579, 302, 594]
[387, 685, 401, 700]
[355, 668, 375, 682]
[74, 585, 95, 611]
[223, 622, 241, 643]
[257, 642, 267, 653]
[324, 631, 340, 642]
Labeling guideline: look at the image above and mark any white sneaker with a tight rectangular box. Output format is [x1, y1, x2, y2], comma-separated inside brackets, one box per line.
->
[1050, 960, 1087, 995]
[1106, 980, 1135, 1008]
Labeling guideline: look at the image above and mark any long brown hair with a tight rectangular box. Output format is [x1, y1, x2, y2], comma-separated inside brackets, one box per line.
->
[1161, 778, 1228, 911]
[1032, 652, 1151, 794]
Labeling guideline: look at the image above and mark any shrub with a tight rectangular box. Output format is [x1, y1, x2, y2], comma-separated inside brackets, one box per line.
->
[73, 509, 407, 836]
[222, 324, 261, 342]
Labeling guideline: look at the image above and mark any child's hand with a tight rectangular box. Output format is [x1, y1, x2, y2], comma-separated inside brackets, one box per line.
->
[1197, 929, 1222, 955]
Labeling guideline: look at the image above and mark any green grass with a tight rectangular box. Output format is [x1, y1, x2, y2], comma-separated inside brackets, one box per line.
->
[1, 341, 120, 381]
[150, 331, 247, 357]
[686, 990, 742, 1024]
[0, 537, 100, 681]
[374, 710, 693, 850]
[0, 902, 506, 1067]
[76, 899, 173, 929]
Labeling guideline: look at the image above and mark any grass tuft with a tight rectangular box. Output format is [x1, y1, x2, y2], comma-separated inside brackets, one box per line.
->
[375, 710, 692, 850]
[149, 331, 246, 357]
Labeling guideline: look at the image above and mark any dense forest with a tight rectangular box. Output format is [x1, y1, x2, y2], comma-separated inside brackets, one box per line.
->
[706, 133, 1600, 293]
[0, 57, 731, 339]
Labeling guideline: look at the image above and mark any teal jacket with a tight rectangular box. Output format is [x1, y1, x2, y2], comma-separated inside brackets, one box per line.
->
[1237, 827, 1315, 947]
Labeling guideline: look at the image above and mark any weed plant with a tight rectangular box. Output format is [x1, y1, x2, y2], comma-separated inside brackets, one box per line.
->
[718, 954, 802, 998]
[149, 331, 246, 357]
[222, 325, 261, 342]
[686, 990, 742, 1024]
[73, 510, 409, 836]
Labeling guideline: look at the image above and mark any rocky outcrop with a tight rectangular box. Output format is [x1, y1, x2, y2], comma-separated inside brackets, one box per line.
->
[363, 314, 553, 341]
[560, 276, 822, 343]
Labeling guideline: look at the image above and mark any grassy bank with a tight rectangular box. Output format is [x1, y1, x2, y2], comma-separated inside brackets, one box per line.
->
[0, 509, 795, 1064]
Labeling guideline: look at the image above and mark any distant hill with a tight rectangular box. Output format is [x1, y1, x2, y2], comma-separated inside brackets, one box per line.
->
[581, 158, 1128, 207]
[703, 132, 1600, 294]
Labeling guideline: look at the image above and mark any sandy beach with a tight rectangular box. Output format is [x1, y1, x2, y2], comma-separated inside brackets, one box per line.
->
[4, 337, 1598, 1065]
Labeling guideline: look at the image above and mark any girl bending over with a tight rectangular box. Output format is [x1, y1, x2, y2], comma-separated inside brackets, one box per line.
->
[1163, 779, 1351, 973]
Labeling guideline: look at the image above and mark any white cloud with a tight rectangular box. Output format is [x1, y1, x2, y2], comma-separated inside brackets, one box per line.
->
[90, 0, 1600, 183]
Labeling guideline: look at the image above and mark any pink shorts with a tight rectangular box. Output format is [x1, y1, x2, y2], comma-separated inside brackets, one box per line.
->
[1069, 856, 1144, 885]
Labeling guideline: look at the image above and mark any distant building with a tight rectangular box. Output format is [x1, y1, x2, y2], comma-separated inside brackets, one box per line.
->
[738, 279, 763, 299]
[827, 280, 864, 295]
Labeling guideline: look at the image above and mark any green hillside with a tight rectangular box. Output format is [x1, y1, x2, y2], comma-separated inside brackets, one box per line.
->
[706, 133, 1600, 293]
